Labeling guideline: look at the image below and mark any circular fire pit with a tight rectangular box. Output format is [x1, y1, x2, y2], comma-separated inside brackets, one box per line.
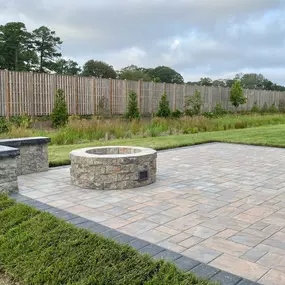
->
[70, 146, 157, 190]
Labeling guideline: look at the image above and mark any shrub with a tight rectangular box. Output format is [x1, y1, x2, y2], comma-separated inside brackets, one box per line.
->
[214, 103, 227, 116]
[10, 114, 32, 129]
[157, 93, 171, 118]
[185, 89, 203, 116]
[0, 117, 9, 133]
[203, 112, 215, 118]
[260, 102, 268, 114]
[251, 101, 260, 113]
[230, 81, 246, 108]
[268, 102, 278, 113]
[171, 109, 183, 118]
[51, 89, 69, 128]
[125, 91, 140, 120]
[279, 99, 285, 113]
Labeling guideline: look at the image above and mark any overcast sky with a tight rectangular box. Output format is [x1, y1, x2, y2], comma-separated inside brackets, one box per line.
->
[1, 0, 285, 84]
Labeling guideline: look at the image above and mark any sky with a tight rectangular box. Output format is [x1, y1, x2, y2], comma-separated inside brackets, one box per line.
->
[1, 0, 285, 84]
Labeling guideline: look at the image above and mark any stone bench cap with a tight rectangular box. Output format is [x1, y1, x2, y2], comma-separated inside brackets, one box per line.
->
[0, 137, 51, 147]
[0, 145, 20, 158]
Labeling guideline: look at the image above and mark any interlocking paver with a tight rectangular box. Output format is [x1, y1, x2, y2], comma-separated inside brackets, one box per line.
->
[18, 143, 285, 285]
[210, 254, 269, 282]
[182, 244, 223, 263]
[258, 269, 285, 285]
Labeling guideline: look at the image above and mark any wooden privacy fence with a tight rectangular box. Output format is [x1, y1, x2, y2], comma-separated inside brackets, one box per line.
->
[1, 69, 285, 117]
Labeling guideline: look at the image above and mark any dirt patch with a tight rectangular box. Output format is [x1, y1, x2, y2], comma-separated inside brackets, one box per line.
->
[0, 272, 20, 285]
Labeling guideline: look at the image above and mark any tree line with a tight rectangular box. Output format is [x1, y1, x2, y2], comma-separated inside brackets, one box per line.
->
[1, 22, 284, 92]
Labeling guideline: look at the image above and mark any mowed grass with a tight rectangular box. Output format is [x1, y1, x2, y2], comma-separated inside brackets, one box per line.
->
[0, 195, 214, 285]
[49, 124, 285, 166]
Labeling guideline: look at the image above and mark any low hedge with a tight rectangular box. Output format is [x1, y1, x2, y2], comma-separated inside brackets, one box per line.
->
[0, 194, 214, 285]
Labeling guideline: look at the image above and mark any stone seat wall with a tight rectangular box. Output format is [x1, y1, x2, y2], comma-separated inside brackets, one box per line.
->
[0, 145, 20, 193]
[0, 137, 50, 175]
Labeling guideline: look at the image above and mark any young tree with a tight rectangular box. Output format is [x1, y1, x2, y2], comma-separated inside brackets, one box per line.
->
[125, 91, 140, 119]
[230, 81, 246, 108]
[53, 59, 81, 75]
[157, 93, 171, 117]
[51, 89, 69, 128]
[0, 22, 36, 71]
[32, 26, 62, 72]
[82, 60, 117, 78]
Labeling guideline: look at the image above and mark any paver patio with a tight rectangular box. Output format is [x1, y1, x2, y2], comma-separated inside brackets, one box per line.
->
[18, 143, 285, 285]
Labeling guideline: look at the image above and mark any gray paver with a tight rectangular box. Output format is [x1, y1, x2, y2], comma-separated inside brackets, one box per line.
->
[190, 264, 220, 279]
[138, 244, 165, 256]
[210, 271, 242, 285]
[128, 239, 150, 250]
[173, 256, 200, 272]
[153, 249, 182, 262]
[113, 234, 135, 244]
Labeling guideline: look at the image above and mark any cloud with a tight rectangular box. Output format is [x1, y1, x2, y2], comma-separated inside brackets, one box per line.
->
[1, 0, 285, 84]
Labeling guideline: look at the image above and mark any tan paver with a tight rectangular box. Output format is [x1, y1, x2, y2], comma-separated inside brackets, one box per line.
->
[210, 254, 269, 282]
[259, 269, 285, 285]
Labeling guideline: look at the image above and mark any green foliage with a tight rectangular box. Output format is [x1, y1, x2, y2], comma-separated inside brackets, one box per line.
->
[214, 103, 227, 116]
[268, 102, 278, 113]
[32, 26, 62, 72]
[147, 66, 184, 84]
[125, 91, 140, 120]
[118, 65, 152, 81]
[185, 89, 203, 116]
[53, 58, 81, 75]
[230, 81, 246, 108]
[10, 114, 32, 128]
[260, 102, 268, 114]
[51, 89, 69, 128]
[251, 101, 260, 113]
[0, 117, 9, 133]
[278, 99, 285, 113]
[0, 22, 37, 71]
[171, 109, 183, 118]
[203, 112, 215, 118]
[0, 196, 214, 285]
[82, 60, 117, 78]
[157, 93, 171, 118]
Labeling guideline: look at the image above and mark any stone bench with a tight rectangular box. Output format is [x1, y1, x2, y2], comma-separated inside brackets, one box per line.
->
[0, 137, 50, 175]
[0, 145, 20, 193]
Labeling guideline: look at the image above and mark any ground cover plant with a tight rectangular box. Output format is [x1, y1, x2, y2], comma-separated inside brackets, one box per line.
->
[0, 195, 214, 285]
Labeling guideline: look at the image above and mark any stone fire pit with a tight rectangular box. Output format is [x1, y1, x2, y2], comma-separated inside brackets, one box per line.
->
[70, 146, 157, 190]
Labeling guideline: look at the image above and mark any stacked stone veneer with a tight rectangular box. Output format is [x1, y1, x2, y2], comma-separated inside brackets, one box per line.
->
[0, 145, 19, 193]
[70, 146, 157, 190]
[0, 137, 50, 176]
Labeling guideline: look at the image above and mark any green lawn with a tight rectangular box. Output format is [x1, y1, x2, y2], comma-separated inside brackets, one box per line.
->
[0, 195, 213, 285]
[49, 124, 285, 166]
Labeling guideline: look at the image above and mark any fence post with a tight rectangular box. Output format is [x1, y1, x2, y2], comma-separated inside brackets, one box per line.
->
[163, 82, 166, 94]
[125, 79, 128, 113]
[183, 84, 186, 112]
[28, 71, 35, 117]
[92, 77, 96, 115]
[4, 70, 11, 119]
[138, 80, 142, 113]
[75, 76, 79, 115]
[173, 83, 176, 111]
[109, 78, 113, 115]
